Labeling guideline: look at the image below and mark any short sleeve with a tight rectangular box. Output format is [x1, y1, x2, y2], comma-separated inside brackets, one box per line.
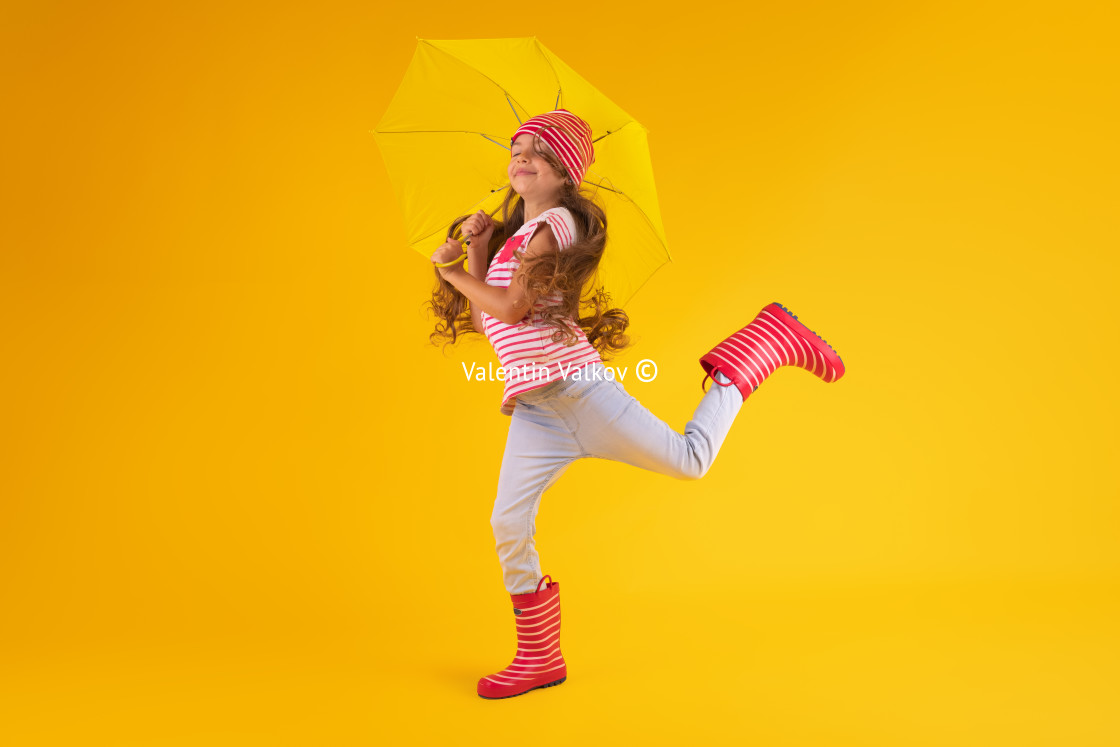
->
[522, 207, 578, 251]
[542, 207, 578, 249]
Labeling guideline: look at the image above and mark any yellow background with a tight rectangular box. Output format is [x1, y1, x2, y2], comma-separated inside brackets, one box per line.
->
[2, 1, 1118, 744]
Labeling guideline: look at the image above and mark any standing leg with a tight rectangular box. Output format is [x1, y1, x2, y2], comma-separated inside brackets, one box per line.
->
[491, 397, 582, 595]
[480, 395, 577, 699]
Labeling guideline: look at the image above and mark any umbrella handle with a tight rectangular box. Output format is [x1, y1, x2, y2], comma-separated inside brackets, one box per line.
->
[432, 231, 475, 268]
[433, 252, 467, 268]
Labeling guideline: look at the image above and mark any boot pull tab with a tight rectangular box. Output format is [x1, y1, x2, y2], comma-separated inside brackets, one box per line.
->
[536, 575, 552, 593]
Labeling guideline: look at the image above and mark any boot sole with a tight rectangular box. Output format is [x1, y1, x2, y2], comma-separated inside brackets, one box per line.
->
[478, 675, 567, 700]
[766, 302, 846, 382]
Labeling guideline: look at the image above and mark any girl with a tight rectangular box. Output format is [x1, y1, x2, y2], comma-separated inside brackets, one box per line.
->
[427, 110, 845, 700]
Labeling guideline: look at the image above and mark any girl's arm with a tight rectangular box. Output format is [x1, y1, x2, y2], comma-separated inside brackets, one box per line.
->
[458, 210, 495, 333]
[465, 241, 489, 333]
[432, 225, 559, 326]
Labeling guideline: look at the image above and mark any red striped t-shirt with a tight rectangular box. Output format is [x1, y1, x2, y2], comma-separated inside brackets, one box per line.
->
[480, 206, 603, 415]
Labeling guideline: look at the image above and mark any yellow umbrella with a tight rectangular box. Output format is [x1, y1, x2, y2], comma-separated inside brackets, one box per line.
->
[373, 37, 670, 305]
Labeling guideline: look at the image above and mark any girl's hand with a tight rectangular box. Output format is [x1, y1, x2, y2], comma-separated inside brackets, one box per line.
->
[461, 210, 495, 246]
[431, 237, 465, 274]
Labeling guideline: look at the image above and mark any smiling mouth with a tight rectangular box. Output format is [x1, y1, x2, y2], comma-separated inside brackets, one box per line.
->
[515, 171, 535, 176]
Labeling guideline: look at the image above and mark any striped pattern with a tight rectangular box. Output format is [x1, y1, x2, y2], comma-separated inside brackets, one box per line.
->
[481, 207, 602, 415]
[512, 109, 595, 186]
[700, 303, 845, 400]
[477, 579, 567, 699]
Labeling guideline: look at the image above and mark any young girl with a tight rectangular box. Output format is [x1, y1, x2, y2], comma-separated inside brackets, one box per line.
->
[427, 110, 845, 700]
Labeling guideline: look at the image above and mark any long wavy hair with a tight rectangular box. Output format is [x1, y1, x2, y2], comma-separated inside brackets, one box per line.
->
[427, 136, 630, 359]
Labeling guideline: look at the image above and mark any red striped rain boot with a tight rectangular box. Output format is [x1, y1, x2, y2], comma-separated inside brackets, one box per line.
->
[478, 575, 567, 699]
[700, 302, 845, 400]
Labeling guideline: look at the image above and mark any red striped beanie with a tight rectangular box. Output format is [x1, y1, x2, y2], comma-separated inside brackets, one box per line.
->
[511, 109, 595, 187]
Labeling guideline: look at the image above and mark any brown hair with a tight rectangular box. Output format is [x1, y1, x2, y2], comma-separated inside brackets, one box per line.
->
[427, 135, 630, 359]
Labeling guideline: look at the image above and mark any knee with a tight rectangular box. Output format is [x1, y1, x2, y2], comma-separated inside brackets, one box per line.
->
[490, 510, 523, 543]
[669, 447, 712, 480]
[673, 440, 716, 480]
[674, 460, 709, 481]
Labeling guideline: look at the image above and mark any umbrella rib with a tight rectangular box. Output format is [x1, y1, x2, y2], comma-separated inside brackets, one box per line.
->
[592, 119, 639, 144]
[583, 173, 671, 264]
[480, 133, 511, 150]
[413, 184, 513, 249]
[620, 200, 670, 261]
[586, 180, 623, 195]
[533, 38, 564, 110]
[617, 255, 674, 307]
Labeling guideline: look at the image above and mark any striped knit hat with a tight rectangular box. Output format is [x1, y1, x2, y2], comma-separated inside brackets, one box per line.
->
[511, 109, 595, 187]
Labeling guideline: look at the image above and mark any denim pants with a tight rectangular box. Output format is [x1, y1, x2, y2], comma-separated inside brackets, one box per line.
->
[491, 362, 744, 594]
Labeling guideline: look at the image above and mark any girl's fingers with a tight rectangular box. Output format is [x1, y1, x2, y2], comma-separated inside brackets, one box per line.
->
[461, 211, 492, 238]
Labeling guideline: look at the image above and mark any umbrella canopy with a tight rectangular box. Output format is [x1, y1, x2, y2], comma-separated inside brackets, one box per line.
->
[373, 37, 670, 306]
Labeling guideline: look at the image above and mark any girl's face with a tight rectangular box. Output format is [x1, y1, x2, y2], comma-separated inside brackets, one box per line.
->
[508, 133, 567, 201]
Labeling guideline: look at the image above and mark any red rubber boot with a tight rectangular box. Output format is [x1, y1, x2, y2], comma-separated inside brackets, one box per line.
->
[700, 302, 845, 400]
[478, 576, 567, 699]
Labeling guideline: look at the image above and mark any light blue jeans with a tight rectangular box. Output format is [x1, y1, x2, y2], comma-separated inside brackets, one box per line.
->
[491, 362, 744, 594]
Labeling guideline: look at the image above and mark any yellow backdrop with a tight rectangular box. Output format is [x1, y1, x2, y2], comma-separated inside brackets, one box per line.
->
[2, 1, 1117, 744]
